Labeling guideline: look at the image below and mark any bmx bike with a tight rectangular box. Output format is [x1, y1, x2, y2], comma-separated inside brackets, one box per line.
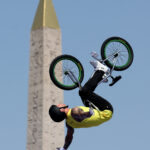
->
[49, 37, 134, 91]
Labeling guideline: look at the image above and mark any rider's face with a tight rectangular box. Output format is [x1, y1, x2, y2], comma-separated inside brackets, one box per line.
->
[57, 104, 66, 108]
[57, 104, 68, 112]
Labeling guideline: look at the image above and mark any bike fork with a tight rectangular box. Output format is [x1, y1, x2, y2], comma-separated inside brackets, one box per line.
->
[67, 71, 82, 90]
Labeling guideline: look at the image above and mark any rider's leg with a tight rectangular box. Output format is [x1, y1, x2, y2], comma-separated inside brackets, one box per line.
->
[79, 70, 113, 112]
[79, 89, 113, 112]
[83, 70, 104, 92]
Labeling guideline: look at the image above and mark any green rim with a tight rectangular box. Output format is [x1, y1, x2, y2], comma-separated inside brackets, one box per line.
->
[104, 39, 132, 69]
[53, 57, 82, 88]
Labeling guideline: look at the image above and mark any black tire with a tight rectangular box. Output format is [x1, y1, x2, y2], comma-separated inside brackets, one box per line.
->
[101, 37, 134, 71]
[49, 55, 84, 90]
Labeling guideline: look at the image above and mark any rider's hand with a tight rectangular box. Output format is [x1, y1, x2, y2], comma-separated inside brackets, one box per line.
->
[89, 108, 94, 116]
[88, 107, 95, 118]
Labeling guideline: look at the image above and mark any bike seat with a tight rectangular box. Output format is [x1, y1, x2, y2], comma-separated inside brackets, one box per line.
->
[109, 75, 122, 86]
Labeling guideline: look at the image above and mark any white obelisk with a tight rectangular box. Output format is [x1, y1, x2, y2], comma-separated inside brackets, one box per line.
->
[26, 0, 64, 150]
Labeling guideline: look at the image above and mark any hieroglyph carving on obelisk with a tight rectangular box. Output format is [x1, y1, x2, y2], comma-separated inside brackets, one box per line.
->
[26, 0, 64, 150]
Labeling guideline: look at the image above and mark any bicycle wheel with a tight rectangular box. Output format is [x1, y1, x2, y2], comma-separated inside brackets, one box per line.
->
[49, 55, 84, 90]
[101, 37, 134, 71]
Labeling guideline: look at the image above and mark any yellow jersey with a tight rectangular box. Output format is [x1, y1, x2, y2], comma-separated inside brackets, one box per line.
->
[66, 106, 112, 128]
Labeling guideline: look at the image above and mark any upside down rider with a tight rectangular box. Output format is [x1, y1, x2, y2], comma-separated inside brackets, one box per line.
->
[49, 60, 113, 150]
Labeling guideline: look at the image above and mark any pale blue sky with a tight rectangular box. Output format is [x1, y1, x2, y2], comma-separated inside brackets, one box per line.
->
[0, 0, 150, 150]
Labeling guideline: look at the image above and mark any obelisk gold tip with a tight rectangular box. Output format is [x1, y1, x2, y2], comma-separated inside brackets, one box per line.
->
[32, 0, 60, 30]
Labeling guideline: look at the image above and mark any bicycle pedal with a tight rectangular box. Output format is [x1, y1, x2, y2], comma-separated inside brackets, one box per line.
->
[109, 75, 122, 86]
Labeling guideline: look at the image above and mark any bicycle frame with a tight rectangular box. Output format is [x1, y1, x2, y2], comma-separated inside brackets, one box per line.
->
[66, 51, 121, 89]
[97, 52, 119, 85]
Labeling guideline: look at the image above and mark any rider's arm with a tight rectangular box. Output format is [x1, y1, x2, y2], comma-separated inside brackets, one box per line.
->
[71, 107, 94, 122]
[63, 124, 74, 150]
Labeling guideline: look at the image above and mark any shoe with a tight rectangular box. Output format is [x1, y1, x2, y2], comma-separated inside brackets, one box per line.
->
[90, 60, 109, 72]
[90, 51, 99, 59]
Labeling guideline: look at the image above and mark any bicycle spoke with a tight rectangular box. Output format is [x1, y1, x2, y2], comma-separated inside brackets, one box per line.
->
[104, 41, 130, 68]
[101, 37, 133, 71]
[62, 59, 79, 85]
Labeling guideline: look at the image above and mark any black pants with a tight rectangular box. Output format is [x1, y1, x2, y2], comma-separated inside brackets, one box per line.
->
[79, 70, 113, 112]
